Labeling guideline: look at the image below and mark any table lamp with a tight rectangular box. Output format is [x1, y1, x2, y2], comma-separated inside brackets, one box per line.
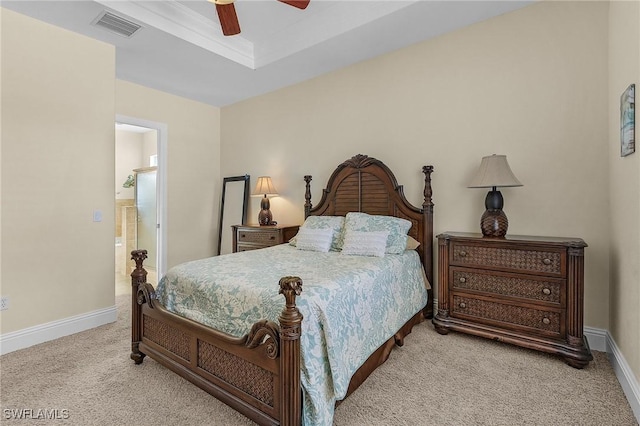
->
[252, 176, 278, 226]
[468, 154, 522, 237]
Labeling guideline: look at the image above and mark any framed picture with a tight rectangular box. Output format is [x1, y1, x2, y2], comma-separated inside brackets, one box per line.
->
[620, 83, 635, 157]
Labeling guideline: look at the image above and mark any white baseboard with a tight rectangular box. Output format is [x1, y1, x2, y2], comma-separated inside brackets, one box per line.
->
[584, 326, 608, 352]
[585, 326, 640, 423]
[0, 304, 117, 355]
[606, 331, 640, 423]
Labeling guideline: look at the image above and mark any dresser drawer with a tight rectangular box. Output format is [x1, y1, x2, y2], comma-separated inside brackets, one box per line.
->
[451, 294, 563, 338]
[236, 244, 262, 252]
[232, 225, 299, 253]
[451, 242, 565, 277]
[451, 267, 565, 306]
[237, 229, 279, 245]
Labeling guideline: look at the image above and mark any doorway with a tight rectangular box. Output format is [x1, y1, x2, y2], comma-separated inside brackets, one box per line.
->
[114, 116, 167, 295]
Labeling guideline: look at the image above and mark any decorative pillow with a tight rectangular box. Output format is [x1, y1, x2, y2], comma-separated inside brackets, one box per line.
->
[340, 230, 389, 257]
[341, 212, 412, 254]
[406, 236, 420, 250]
[290, 215, 344, 251]
[294, 228, 334, 253]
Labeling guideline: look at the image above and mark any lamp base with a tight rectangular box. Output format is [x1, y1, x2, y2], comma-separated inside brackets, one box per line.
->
[480, 209, 508, 238]
[258, 209, 276, 226]
[258, 196, 277, 226]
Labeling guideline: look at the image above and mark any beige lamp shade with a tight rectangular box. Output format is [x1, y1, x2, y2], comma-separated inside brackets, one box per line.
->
[252, 176, 278, 226]
[468, 155, 523, 188]
[252, 176, 278, 196]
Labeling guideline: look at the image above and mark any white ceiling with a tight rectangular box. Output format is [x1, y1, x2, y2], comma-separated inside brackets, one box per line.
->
[3, 0, 533, 107]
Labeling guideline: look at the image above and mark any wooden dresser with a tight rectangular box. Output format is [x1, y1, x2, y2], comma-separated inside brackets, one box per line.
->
[232, 224, 299, 253]
[433, 232, 592, 368]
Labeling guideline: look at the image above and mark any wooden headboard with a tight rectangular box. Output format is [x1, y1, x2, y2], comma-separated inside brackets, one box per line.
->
[303, 154, 435, 289]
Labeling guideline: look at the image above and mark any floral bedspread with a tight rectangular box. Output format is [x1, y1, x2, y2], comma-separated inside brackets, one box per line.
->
[156, 244, 429, 425]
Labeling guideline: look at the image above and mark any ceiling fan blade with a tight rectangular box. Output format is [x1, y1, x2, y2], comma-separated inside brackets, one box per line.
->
[278, 0, 310, 10]
[216, 3, 241, 36]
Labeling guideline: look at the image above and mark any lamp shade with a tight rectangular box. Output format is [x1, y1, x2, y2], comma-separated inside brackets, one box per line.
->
[252, 176, 278, 196]
[468, 154, 523, 188]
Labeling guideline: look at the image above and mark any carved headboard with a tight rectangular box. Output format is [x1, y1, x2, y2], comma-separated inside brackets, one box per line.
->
[303, 154, 434, 287]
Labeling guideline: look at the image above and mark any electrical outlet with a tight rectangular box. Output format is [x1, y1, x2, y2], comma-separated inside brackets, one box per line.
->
[0, 296, 9, 311]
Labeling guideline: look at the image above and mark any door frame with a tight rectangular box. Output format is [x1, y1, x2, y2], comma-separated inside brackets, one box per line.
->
[116, 114, 167, 278]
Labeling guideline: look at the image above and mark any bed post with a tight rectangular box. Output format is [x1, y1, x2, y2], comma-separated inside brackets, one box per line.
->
[278, 276, 303, 426]
[304, 175, 312, 219]
[130, 249, 148, 364]
[422, 166, 434, 318]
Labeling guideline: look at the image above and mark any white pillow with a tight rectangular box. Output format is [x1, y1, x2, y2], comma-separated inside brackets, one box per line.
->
[341, 230, 389, 257]
[289, 216, 345, 251]
[294, 228, 334, 253]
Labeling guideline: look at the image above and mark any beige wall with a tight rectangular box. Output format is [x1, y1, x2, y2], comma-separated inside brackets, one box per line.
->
[608, 0, 640, 383]
[115, 129, 145, 200]
[1, 9, 221, 335]
[115, 80, 221, 268]
[222, 1, 610, 329]
[1, 9, 116, 332]
[142, 130, 158, 168]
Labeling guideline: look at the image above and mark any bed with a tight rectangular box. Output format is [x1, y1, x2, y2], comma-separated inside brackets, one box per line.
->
[130, 154, 435, 426]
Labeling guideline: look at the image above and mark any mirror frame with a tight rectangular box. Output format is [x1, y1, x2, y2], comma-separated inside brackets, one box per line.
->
[217, 175, 250, 255]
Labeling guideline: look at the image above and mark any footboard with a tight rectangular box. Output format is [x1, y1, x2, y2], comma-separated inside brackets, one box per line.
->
[130, 250, 303, 426]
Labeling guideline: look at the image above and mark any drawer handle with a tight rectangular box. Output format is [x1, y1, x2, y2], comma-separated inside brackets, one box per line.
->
[542, 317, 551, 325]
[542, 288, 551, 295]
[459, 277, 467, 283]
[459, 302, 467, 309]
[270, 235, 275, 240]
[241, 234, 246, 238]
[459, 251, 467, 257]
[542, 258, 552, 265]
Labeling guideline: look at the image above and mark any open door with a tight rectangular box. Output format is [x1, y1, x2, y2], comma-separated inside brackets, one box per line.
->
[134, 167, 157, 275]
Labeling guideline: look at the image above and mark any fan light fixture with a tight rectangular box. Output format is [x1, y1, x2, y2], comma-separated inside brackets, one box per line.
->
[209, 0, 310, 36]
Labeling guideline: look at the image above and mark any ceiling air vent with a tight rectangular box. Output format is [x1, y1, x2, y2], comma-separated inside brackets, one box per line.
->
[92, 11, 142, 38]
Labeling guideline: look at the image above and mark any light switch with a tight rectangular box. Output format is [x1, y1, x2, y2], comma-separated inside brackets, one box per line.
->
[93, 210, 103, 222]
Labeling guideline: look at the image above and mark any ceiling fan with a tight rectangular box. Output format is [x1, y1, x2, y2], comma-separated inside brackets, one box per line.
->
[209, 0, 310, 36]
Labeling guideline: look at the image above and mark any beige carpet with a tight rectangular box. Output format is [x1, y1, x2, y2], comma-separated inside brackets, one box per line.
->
[1, 294, 637, 426]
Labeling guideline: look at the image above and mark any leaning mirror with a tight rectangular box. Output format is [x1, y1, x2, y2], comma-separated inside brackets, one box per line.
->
[217, 175, 250, 255]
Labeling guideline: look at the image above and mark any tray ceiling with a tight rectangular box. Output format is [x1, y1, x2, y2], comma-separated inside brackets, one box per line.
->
[2, 1, 533, 106]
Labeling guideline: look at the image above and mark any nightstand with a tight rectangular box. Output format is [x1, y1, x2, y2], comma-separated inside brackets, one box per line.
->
[232, 224, 299, 253]
[433, 232, 592, 368]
